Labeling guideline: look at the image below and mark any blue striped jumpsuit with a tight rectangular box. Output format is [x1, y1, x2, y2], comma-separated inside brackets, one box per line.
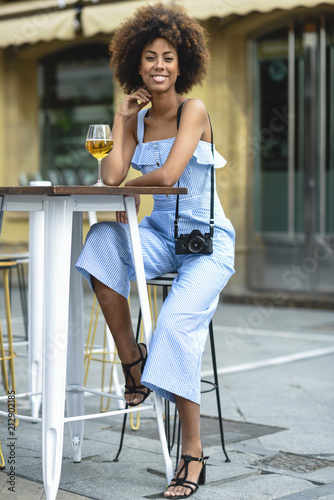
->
[76, 108, 235, 405]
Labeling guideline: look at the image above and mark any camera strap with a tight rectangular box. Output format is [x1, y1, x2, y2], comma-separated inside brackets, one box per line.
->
[174, 101, 215, 240]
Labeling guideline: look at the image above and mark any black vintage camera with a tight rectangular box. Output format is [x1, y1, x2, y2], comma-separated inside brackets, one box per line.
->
[174, 102, 215, 256]
[175, 229, 213, 255]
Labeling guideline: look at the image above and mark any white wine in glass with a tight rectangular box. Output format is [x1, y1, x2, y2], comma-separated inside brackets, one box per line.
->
[85, 124, 113, 186]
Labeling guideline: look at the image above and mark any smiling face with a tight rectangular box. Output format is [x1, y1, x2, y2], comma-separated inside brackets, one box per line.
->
[139, 37, 180, 93]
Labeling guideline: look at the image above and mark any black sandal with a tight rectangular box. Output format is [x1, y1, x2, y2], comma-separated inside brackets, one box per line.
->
[164, 452, 209, 499]
[121, 343, 151, 407]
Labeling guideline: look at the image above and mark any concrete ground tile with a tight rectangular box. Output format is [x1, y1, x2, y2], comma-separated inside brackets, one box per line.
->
[248, 410, 334, 433]
[11, 448, 43, 474]
[275, 482, 334, 499]
[0, 421, 42, 454]
[13, 464, 43, 484]
[259, 431, 334, 456]
[199, 473, 314, 500]
[0, 471, 9, 494]
[62, 434, 113, 456]
[205, 402, 241, 421]
[59, 459, 107, 486]
[0, 444, 42, 475]
[0, 473, 44, 500]
[209, 448, 264, 470]
[216, 304, 334, 333]
[58, 455, 166, 500]
[66, 420, 162, 458]
[225, 395, 324, 426]
[2, 479, 42, 500]
[45, 494, 92, 500]
[206, 463, 259, 484]
[233, 441, 282, 459]
[42, 487, 93, 500]
[295, 466, 334, 484]
[82, 430, 164, 458]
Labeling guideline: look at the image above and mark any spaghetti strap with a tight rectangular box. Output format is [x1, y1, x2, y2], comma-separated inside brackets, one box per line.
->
[136, 109, 148, 144]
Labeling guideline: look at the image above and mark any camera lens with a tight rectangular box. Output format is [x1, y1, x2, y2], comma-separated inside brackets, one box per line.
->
[188, 234, 206, 253]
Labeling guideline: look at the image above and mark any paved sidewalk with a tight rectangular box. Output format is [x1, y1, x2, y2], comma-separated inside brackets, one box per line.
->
[0, 288, 333, 499]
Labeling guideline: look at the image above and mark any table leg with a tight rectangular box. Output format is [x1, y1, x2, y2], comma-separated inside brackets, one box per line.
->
[124, 197, 174, 484]
[28, 180, 52, 419]
[66, 212, 85, 463]
[42, 197, 74, 500]
[28, 211, 45, 420]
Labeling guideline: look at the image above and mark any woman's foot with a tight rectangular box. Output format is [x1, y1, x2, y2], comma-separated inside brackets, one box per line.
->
[164, 447, 207, 498]
[121, 343, 150, 406]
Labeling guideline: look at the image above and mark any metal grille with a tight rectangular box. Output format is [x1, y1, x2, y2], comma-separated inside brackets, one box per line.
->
[256, 452, 334, 473]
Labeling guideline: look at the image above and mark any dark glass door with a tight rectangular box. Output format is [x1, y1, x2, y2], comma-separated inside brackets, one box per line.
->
[249, 17, 334, 294]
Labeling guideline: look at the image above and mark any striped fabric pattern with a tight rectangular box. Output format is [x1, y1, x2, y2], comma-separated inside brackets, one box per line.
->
[75, 108, 235, 405]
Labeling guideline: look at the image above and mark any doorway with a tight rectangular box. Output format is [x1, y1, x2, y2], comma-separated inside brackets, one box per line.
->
[249, 16, 334, 294]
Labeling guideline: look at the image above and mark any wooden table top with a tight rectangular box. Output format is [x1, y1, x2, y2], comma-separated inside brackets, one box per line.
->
[0, 185, 187, 196]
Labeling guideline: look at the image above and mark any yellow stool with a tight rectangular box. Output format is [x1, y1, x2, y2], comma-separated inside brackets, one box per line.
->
[0, 260, 19, 470]
[0, 436, 4, 469]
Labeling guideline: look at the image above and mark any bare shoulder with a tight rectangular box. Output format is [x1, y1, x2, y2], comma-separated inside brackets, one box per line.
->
[182, 98, 207, 114]
[180, 98, 208, 123]
[178, 99, 209, 141]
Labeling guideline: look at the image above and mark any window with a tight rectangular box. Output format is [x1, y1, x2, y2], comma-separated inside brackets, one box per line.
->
[39, 43, 113, 185]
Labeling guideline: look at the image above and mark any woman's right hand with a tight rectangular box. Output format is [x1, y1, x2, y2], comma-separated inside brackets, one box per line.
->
[116, 194, 140, 223]
[117, 87, 152, 119]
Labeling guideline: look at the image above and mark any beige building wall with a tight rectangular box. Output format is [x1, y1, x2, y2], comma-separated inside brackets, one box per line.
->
[0, 47, 40, 248]
[206, 25, 249, 288]
[1, 5, 332, 286]
[0, 10, 264, 284]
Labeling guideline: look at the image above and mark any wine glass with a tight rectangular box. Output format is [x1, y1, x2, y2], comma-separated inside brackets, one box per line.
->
[85, 124, 113, 186]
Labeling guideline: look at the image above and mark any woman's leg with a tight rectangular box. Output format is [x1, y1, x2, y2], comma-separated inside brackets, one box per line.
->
[92, 276, 148, 406]
[164, 396, 204, 498]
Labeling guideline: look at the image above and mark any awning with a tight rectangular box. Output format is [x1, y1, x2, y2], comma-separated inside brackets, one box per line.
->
[184, 0, 334, 18]
[0, 1, 77, 17]
[81, 0, 334, 38]
[1, 0, 333, 48]
[0, 0, 78, 48]
[81, 0, 148, 38]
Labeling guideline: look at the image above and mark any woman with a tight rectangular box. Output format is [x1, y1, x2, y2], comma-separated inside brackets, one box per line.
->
[76, 3, 235, 498]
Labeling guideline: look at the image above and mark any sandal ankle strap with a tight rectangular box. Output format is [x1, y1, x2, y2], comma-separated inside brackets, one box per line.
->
[121, 343, 146, 371]
[181, 454, 209, 463]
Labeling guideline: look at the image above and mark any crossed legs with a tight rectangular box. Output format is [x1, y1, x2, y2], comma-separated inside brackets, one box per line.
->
[92, 277, 204, 497]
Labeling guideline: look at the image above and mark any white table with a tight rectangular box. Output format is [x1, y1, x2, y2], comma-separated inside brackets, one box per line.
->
[0, 185, 186, 500]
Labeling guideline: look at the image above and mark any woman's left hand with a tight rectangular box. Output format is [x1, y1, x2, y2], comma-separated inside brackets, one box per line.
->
[116, 194, 140, 223]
